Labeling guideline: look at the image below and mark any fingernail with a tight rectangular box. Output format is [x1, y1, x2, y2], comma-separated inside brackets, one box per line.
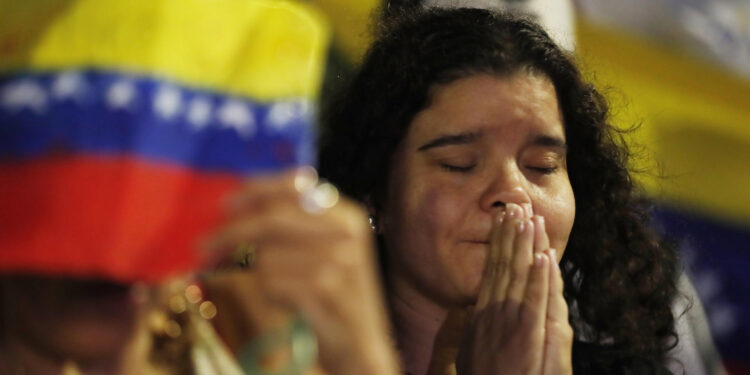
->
[507, 203, 520, 218]
[523, 203, 533, 218]
[294, 166, 318, 193]
[549, 249, 558, 263]
[537, 216, 545, 233]
[497, 211, 505, 224]
[519, 218, 533, 233]
[534, 253, 545, 267]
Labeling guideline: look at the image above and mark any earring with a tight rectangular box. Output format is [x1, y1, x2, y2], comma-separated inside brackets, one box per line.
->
[368, 215, 376, 232]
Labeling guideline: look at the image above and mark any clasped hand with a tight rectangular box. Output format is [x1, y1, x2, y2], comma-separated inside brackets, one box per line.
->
[453, 203, 573, 375]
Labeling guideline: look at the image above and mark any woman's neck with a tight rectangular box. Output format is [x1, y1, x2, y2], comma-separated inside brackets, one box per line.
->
[388, 275, 450, 375]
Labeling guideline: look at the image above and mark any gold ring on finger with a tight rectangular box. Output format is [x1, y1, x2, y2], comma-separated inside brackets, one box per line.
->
[234, 243, 257, 269]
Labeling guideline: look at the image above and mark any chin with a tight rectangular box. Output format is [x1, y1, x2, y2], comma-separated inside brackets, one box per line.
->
[452, 249, 487, 304]
[442, 270, 484, 307]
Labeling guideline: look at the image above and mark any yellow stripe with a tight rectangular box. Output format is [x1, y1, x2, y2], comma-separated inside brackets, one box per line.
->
[0, 0, 330, 100]
[310, 0, 379, 64]
[576, 20, 750, 224]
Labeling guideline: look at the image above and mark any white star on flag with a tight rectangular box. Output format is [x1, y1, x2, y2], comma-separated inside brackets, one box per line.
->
[217, 99, 255, 138]
[106, 79, 137, 109]
[187, 97, 212, 129]
[265, 100, 311, 132]
[52, 71, 88, 102]
[0, 79, 48, 113]
[153, 85, 182, 120]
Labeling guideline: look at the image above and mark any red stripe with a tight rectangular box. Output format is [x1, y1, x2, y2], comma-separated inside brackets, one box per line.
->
[0, 155, 241, 283]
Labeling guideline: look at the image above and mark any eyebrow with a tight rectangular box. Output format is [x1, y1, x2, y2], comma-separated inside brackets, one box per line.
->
[530, 135, 568, 151]
[417, 132, 567, 153]
[417, 131, 482, 151]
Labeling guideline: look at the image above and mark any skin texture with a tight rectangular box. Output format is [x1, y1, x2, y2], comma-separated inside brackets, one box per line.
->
[382, 73, 576, 375]
[206, 170, 400, 375]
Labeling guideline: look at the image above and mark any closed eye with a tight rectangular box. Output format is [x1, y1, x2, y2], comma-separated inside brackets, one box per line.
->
[528, 166, 558, 175]
[440, 163, 476, 173]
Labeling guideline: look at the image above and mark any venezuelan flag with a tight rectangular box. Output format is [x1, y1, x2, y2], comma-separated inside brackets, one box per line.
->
[0, 0, 330, 283]
[576, 20, 750, 374]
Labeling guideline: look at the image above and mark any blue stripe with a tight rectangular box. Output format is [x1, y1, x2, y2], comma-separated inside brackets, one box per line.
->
[0, 70, 316, 174]
[653, 206, 750, 362]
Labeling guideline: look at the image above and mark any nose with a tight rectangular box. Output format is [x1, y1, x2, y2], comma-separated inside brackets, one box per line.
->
[479, 166, 532, 214]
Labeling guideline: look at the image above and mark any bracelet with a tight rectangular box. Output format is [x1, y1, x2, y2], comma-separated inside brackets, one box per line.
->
[237, 315, 317, 375]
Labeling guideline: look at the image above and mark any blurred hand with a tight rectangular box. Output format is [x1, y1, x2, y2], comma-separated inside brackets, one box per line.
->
[202, 168, 399, 375]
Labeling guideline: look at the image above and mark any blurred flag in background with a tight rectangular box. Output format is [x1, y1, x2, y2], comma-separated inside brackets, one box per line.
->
[573, 0, 750, 373]
[0, 0, 329, 283]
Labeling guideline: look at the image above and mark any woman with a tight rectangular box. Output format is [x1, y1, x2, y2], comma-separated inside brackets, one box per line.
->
[320, 7, 678, 374]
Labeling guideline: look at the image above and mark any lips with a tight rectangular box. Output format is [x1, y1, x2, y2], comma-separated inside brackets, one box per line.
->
[462, 232, 491, 244]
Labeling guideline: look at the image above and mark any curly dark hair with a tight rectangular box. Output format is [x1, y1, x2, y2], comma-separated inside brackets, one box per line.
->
[319, 7, 678, 374]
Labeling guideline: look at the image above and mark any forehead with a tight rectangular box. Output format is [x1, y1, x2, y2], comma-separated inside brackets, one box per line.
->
[407, 73, 564, 143]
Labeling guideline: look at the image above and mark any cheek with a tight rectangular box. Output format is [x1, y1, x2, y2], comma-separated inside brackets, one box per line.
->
[417, 187, 465, 235]
[396, 185, 465, 255]
[538, 190, 576, 255]
[383, 181, 471, 279]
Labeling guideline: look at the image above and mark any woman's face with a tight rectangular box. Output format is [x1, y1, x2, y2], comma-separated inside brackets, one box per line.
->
[1, 276, 140, 363]
[380, 73, 575, 306]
